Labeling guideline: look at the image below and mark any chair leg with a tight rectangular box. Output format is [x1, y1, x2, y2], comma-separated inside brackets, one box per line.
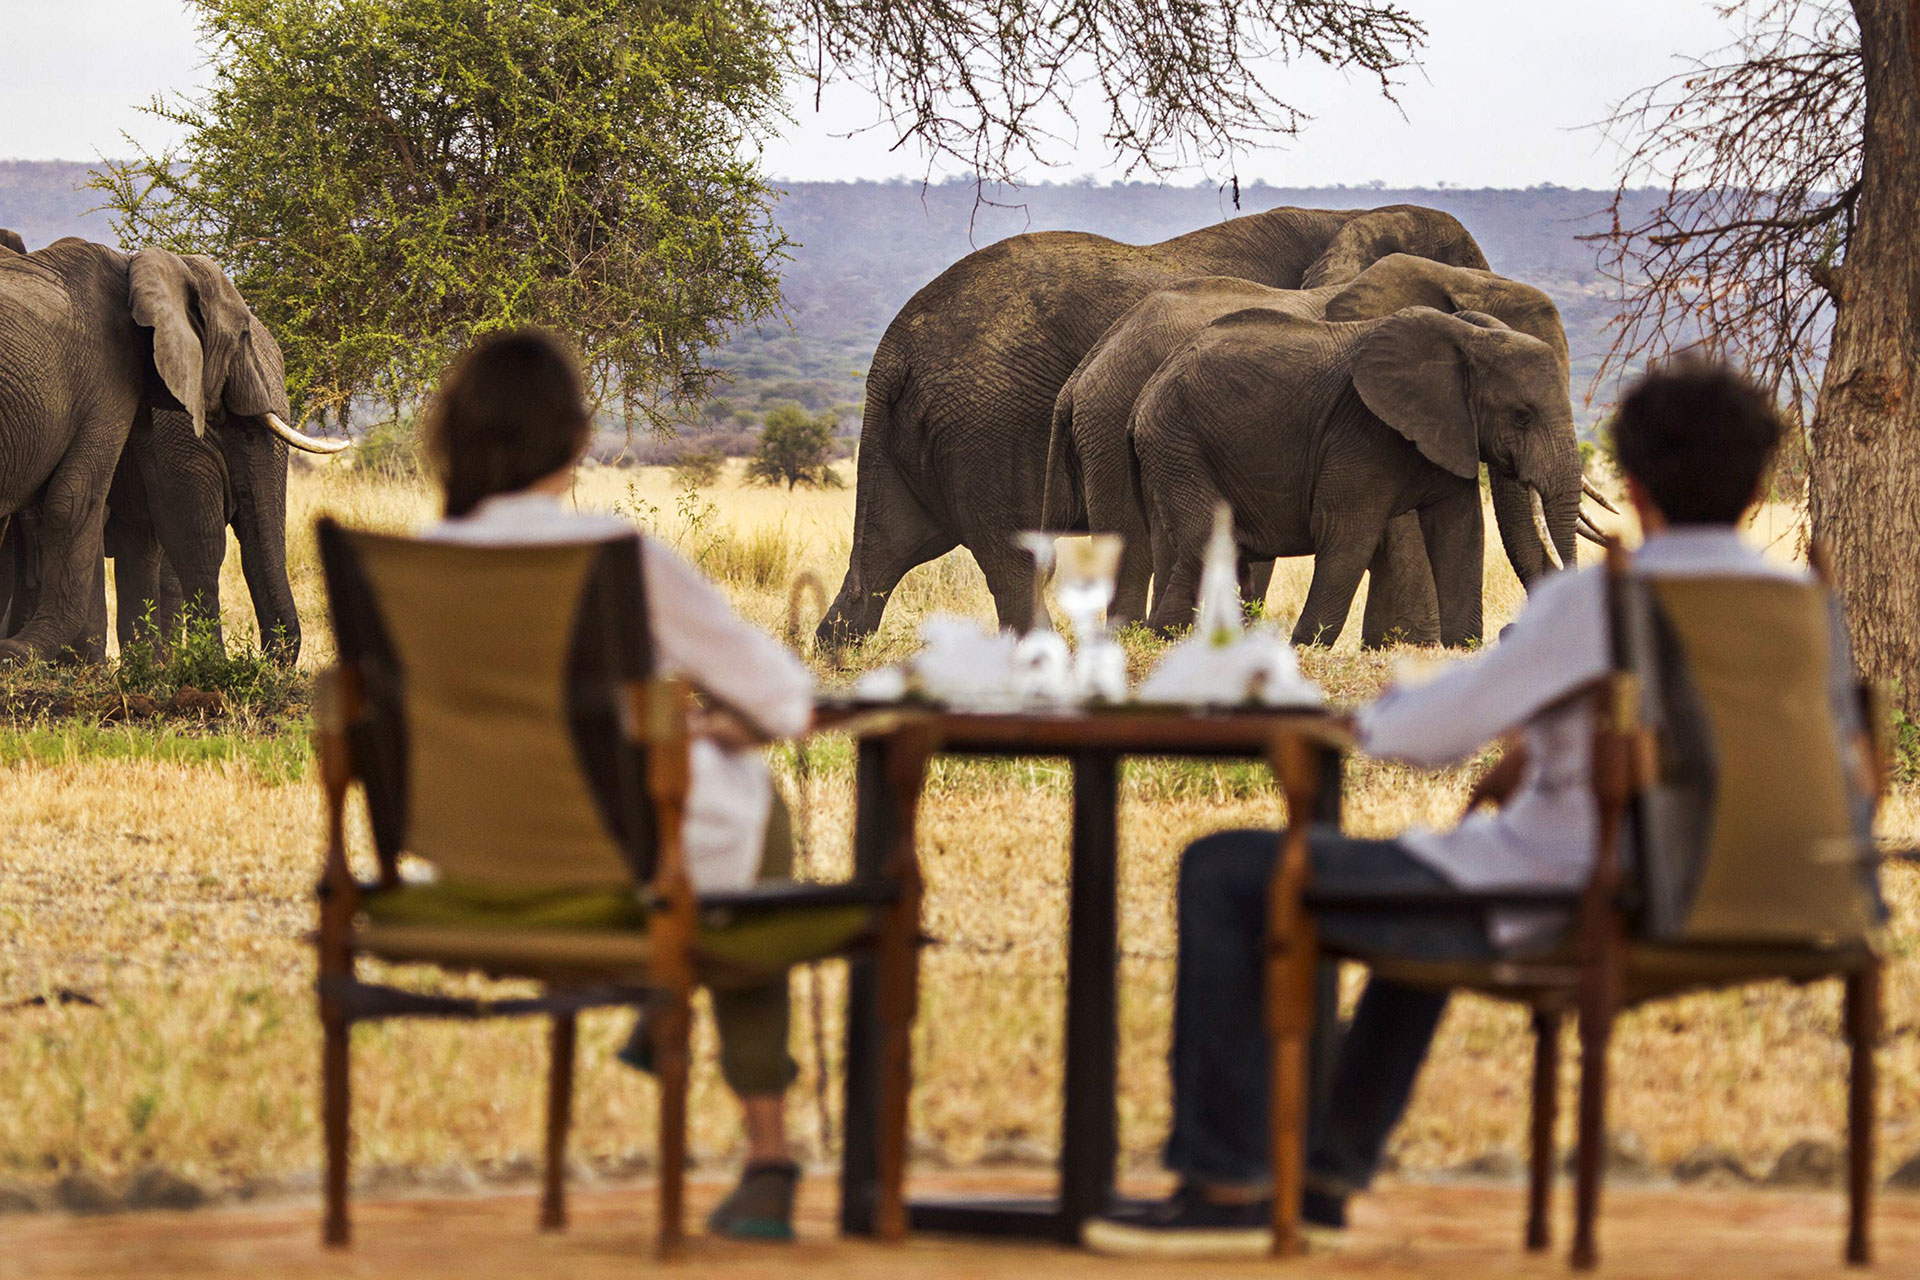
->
[873, 904, 921, 1243]
[654, 988, 693, 1260]
[1845, 966, 1881, 1267]
[321, 1003, 352, 1248]
[541, 1013, 577, 1232]
[1571, 993, 1613, 1270]
[1527, 1009, 1560, 1254]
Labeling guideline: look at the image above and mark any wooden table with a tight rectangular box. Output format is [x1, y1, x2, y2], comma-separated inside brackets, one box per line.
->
[823, 703, 1350, 1244]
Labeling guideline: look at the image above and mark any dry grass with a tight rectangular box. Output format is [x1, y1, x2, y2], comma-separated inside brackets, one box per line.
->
[3, 464, 1915, 1201]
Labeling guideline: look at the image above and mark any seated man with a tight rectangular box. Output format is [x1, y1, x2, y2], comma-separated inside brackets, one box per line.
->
[417, 329, 814, 1241]
[1088, 361, 1868, 1255]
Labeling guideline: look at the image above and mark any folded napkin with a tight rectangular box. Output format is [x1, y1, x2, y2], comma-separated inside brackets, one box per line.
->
[1136, 628, 1324, 708]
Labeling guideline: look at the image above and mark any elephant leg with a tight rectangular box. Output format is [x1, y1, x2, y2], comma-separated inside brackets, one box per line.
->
[1360, 513, 1442, 648]
[156, 556, 186, 636]
[72, 554, 108, 665]
[977, 538, 1040, 633]
[0, 454, 117, 664]
[1417, 484, 1486, 648]
[1143, 495, 1223, 634]
[1240, 559, 1276, 612]
[112, 531, 166, 652]
[1089, 457, 1156, 626]
[818, 448, 956, 648]
[1291, 516, 1382, 647]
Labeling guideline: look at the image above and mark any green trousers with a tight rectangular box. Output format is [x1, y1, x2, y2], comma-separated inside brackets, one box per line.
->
[622, 793, 799, 1097]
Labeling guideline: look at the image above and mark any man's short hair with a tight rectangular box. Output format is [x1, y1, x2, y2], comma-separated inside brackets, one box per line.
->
[1611, 361, 1785, 525]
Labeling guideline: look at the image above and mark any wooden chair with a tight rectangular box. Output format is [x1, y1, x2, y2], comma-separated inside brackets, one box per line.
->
[1265, 540, 1889, 1268]
[311, 518, 930, 1256]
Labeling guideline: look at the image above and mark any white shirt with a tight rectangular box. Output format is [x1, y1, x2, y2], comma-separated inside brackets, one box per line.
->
[422, 491, 814, 891]
[1356, 527, 1807, 947]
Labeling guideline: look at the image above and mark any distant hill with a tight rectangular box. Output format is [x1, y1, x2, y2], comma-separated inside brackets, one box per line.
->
[1, 163, 1657, 437]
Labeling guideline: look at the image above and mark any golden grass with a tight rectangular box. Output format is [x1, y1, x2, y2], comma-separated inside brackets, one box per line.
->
[6, 464, 1915, 1199]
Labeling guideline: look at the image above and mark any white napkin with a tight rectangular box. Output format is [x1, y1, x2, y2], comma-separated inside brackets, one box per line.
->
[909, 616, 1025, 708]
[1137, 628, 1324, 708]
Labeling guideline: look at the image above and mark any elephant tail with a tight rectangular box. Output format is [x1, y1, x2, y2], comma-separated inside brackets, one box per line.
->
[1042, 375, 1089, 532]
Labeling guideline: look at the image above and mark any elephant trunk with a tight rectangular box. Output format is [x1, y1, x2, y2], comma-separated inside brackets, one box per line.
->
[1541, 484, 1581, 576]
[229, 428, 301, 662]
[1490, 470, 1552, 588]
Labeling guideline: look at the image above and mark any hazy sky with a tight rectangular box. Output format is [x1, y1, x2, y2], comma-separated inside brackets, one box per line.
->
[4, 0, 1737, 188]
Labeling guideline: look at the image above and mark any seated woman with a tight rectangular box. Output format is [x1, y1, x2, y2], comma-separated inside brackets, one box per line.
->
[419, 328, 813, 1241]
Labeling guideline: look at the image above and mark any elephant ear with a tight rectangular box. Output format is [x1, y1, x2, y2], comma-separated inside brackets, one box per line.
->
[1324, 254, 1491, 323]
[129, 249, 257, 437]
[1351, 307, 1483, 481]
[1300, 207, 1491, 288]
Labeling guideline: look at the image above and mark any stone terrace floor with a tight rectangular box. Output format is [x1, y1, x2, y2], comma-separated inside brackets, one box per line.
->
[5, 1173, 1917, 1279]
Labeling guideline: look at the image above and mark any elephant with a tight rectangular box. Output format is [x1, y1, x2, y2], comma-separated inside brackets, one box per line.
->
[99, 395, 304, 658]
[0, 237, 341, 663]
[1044, 254, 1580, 641]
[815, 204, 1491, 646]
[1132, 307, 1582, 646]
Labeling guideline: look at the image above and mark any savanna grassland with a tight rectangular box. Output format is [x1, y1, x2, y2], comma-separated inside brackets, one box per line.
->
[1, 461, 1913, 1209]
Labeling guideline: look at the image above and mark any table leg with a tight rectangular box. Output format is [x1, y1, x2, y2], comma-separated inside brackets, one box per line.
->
[1309, 748, 1346, 1154]
[1059, 748, 1121, 1239]
[839, 735, 892, 1236]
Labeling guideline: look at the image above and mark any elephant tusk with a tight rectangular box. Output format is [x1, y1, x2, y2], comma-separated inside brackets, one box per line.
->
[1582, 477, 1620, 514]
[264, 411, 350, 454]
[1577, 513, 1608, 546]
[1531, 490, 1564, 572]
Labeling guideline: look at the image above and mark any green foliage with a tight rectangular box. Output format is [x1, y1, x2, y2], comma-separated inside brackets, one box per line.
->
[114, 616, 306, 713]
[670, 448, 725, 488]
[1891, 703, 1919, 787]
[351, 417, 426, 479]
[95, 0, 789, 426]
[0, 723, 309, 784]
[747, 403, 844, 490]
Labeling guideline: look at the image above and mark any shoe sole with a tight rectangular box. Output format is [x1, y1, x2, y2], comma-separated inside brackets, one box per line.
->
[1081, 1218, 1270, 1259]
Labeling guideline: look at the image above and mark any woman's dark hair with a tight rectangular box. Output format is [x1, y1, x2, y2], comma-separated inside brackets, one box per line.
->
[1611, 360, 1784, 525]
[423, 328, 593, 518]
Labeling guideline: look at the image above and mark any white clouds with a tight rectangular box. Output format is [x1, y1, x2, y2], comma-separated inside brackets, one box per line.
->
[6, 0, 1736, 188]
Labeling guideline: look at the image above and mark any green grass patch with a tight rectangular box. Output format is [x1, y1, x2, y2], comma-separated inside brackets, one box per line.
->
[0, 721, 311, 783]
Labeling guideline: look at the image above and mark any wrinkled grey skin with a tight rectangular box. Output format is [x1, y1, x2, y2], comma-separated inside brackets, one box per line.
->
[1134, 307, 1582, 645]
[1044, 254, 1574, 643]
[0, 237, 298, 662]
[816, 205, 1491, 646]
[101, 394, 300, 659]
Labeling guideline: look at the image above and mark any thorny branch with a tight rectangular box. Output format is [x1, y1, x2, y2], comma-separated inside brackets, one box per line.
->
[1586, 0, 1862, 417]
[786, 0, 1426, 186]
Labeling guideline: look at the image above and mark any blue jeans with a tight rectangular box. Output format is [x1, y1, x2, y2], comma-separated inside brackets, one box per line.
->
[1163, 827, 1495, 1194]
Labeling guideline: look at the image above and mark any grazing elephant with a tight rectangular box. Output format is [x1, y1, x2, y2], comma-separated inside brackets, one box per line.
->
[0, 238, 340, 663]
[816, 204, 1490, 645]
[1044, 254, 1577, 640]
[1134, 308, 1581, 645]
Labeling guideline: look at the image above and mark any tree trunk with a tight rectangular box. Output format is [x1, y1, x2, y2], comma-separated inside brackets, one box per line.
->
[1811, 0, 1920, 721]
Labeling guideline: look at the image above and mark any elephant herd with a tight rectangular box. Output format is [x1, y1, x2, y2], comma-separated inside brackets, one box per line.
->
[817, 203, 1614, 650]
[0, 233, 344, 666]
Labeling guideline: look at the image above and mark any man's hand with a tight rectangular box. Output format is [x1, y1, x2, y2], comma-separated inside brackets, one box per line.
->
[1465, 736, 1527, 813]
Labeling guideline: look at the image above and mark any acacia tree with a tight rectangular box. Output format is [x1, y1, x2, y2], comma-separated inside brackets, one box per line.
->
[95, 0, 1427, 424]
[748, 403, 843, 489]
[97, 0, 791, 427]
[1594, 0, 1920, 719]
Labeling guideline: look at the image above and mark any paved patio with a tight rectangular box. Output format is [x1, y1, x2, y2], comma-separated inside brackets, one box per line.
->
[5, 1173, 1914, 1279]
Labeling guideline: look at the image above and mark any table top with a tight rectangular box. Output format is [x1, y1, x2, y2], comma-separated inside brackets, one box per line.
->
[812, 696, 1353, 757]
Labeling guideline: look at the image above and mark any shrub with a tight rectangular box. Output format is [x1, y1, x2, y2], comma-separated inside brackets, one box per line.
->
[702, 523, 798, 589]
[671, 448, 725, 488]
[748, 404, 844, 490]
[352, 417, 424, 479]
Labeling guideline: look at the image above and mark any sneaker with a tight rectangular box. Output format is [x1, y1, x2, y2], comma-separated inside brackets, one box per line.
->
[706, 1160, 800, 1242]
[1082, 1183, 1272, 1258]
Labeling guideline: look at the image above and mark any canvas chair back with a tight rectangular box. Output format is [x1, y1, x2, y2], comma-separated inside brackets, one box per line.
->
[316, 518, 656, 891]
[1615, 572, 1878, 944]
